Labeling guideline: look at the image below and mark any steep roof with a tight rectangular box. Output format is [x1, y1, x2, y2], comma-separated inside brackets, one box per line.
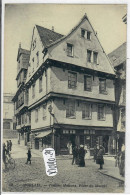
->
[108, 42, 126, 67]
[36, 25, 64, 47]
[17, 48, 30, 61]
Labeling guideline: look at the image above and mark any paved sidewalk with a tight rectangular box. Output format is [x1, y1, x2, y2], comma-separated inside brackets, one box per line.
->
[98, 156, 124, 182]
[5, 139, 124, 182]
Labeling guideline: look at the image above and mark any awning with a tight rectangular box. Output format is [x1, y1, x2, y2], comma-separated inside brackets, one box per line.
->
[35, 130, 52, 138]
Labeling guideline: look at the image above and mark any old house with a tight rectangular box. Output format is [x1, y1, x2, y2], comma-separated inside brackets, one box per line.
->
[24, 14, 116, 154]
[12, 45, 31, 145]
[108, 42, 126, 152]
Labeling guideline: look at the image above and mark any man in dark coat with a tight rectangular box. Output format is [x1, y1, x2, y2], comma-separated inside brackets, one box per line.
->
[9, 140, 12, 151]
[78, 145, 85, 167]
[3, 143, 7, 164]
[6, 140, 10, 155]
[72, 146, 78, 165]
[26, 148, 31, 164]
[93, 145, 98, 162]
[96, 145, 104, 169]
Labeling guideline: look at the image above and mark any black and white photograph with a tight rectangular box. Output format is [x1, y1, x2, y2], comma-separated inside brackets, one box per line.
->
[2, 3, 127, 193]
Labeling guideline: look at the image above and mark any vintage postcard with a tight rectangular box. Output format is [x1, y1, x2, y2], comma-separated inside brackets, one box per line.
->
[2, 2, 127, 193]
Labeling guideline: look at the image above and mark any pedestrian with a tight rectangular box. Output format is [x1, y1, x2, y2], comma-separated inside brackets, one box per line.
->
[72, 146, 78, 165]
[96, 145, 104, 169]
[93, 145, 98, 162]
[118, 146, 125, 177]
[6, 140, 10, 155]
[9, 140, 12, 151]
[78, 145, 85, 167]
[3, 143, 7, 164]
[26, 148, 31, 164]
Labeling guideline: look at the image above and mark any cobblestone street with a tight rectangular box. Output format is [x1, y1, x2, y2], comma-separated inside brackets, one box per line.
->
[2, 140, 124, 193]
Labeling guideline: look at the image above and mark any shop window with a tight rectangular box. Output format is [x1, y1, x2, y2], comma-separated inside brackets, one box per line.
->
[82, 103, 92, 119]
[68, 71, 77, 89]
[99, 78, 107, 94]
[66, 100, 76, 118]
[84, 75, 92, 91]
[98, 104, 105, 120]
[67, 43, 73, 57]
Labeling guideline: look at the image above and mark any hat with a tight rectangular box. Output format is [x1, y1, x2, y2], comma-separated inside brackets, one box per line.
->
[80, 145, 84, 148]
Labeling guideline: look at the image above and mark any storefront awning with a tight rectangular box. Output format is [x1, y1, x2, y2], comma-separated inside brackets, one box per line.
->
[35, 130, 52, 138]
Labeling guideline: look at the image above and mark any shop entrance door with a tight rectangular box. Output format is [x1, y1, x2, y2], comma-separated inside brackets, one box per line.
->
[103, 135, 109, 153]
[35, 138, 39, 149]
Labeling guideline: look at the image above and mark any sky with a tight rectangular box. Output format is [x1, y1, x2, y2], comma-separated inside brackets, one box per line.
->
[3, 4, 127, 94]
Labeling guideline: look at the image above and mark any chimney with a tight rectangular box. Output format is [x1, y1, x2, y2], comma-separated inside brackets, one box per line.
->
[52, 26, 54, 32]
[19, 42, 21, 48]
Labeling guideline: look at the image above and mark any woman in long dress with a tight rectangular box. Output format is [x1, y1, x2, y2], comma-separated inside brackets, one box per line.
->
[85, 145, 91, 160]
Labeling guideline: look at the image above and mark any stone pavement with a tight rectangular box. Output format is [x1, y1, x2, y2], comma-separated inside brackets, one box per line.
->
[2, 138, 124, 193]
[99, 156, 125, 182]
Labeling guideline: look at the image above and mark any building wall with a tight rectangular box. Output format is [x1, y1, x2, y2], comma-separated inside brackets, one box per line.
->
[48, 19, 114, 75]
[27, 26, 44, 81]
[50, 66, 115, 102]
[31, 100, 52, 130]
[3, 94, 14, 130]
[53, 98, 113, 127]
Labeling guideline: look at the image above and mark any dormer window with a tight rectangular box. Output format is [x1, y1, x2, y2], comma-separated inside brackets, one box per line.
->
[87, 31, 91, 40]
[67, 43, 73, 57]
[81, 29, 85, 38]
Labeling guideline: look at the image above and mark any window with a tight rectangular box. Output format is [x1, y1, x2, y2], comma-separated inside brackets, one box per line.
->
[84, 75, 92, 91]
[99, 78, 107, 94]
[39, 76, 42, 93]
[87, 31, 91, 40]
[98, 104, 105, 120]
[35, 109, 38, 122]
[93, 52, 98, 64]
[81, 29, 85, 37]
[32, 58, 34, 72]
[66, 100, 76, 118]
[36, 51, 39, 66]
[67, 43, 73, 57]
[32, 83, 35, 98]
[68, 72, 77, 89]
[43, 104, 47, 120]
[87, 50, 92, 62]
[24, 70, 27, 79]
[32, 39, 36, 50]
[82, 103, 92, 119]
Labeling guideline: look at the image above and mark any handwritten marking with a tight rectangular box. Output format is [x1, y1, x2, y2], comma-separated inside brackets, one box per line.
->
[43, 148, 58, 176]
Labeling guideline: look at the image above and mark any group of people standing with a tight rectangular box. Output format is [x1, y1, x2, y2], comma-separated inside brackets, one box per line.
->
[72, 144, 105, 169]
[3, 140, 12, 164]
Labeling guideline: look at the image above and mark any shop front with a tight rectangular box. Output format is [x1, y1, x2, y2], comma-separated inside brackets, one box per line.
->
[53, 128, 115, 155]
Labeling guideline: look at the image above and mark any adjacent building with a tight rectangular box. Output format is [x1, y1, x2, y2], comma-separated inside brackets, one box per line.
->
[108, 42, 126, 152]
[3, 93, 15, 130]
[13, 14, 117, 154]
[12, 45, 31, 145]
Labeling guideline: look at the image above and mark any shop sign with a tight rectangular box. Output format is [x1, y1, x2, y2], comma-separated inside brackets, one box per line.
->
[63, 130, 76, 134]
[84, 130, 95, 134]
